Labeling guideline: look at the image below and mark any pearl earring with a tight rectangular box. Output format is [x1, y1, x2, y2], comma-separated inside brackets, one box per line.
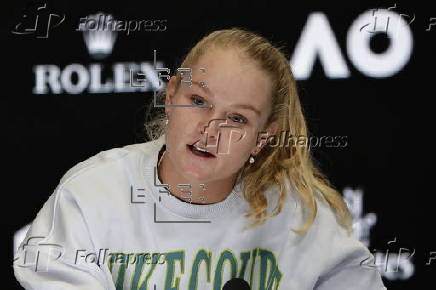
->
[249, 155, 255, 164]
[165, 116, 169, 125]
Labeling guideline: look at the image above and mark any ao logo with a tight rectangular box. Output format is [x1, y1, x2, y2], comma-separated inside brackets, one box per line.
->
[292, 10, 413, 79]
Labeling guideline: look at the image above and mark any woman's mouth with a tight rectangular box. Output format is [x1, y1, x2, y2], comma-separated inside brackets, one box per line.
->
[186, 144, 216, 159]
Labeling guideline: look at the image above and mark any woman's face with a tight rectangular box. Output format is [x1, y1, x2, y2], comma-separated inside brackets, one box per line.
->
[164, 47, 278, 183]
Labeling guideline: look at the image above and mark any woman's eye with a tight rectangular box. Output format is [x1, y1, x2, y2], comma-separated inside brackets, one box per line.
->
[191, 95, 246, 124]
[230, 115, 247, 124]
[191, 95, 205, 106]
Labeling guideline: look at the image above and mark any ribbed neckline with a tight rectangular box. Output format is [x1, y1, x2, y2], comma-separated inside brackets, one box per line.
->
[141, 134, 246, 219]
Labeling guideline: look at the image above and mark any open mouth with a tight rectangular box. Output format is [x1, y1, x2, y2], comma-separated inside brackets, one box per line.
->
[186, 144, 216, 158]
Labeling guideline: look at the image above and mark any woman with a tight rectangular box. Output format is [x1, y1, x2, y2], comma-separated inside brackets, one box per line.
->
[13, 28, 387, 290]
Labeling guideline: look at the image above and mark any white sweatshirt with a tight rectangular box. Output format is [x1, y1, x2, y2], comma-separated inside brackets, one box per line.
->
[13, 134, 387, 290]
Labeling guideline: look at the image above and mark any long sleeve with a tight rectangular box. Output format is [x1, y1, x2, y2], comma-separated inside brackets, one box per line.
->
[13, 186, 115, 290]
[314, 237, 387, 290]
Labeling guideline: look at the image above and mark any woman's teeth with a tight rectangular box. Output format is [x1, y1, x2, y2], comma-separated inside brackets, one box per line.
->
[188, 144, 215, 158]
[193, 145, 207, 152]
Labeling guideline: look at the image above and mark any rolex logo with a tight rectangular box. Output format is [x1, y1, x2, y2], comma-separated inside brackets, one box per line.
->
[78, 12, 117, 60]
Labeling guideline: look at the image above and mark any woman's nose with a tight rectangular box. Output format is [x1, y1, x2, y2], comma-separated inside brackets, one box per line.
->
[199, 117, 227, 143]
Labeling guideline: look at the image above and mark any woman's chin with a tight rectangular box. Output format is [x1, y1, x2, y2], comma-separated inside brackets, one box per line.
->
[181, 165, 213, 182]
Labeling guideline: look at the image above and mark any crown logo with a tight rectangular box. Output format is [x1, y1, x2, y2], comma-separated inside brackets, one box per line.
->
[80, 12, 117, 59]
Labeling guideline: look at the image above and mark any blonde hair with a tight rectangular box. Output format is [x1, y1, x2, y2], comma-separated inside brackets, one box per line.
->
[144, 28, 353, 236]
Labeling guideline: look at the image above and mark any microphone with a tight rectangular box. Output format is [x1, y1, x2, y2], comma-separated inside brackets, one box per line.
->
[222, 278, 251, 290]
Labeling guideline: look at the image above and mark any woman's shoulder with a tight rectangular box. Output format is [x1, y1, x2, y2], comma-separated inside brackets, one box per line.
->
[279, 186, 365, 253]
[52, 140, 160, 211]
[310, 194, 386, 289]
[311, 193, 377, 274]
[310, 193, 355, 245]
[58, 141, 156, 188]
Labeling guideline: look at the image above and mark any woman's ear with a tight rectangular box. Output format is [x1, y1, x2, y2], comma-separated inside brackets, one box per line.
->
[253, 121, 279, 155]
[164, 76, 179, 116]
[266, 121, 279, 139]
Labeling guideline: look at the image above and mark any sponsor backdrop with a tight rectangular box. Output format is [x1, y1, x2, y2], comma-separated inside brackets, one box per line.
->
[3, 0, 435, 289]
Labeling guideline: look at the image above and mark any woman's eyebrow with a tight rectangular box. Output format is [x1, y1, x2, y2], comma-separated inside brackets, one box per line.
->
[191, 81, 213, 96]
[232, 104, 261, 117]
[191, 81, 261, 117]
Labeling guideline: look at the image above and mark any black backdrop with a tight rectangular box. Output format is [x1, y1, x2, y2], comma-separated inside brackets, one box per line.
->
[3, 0, 435, 289]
